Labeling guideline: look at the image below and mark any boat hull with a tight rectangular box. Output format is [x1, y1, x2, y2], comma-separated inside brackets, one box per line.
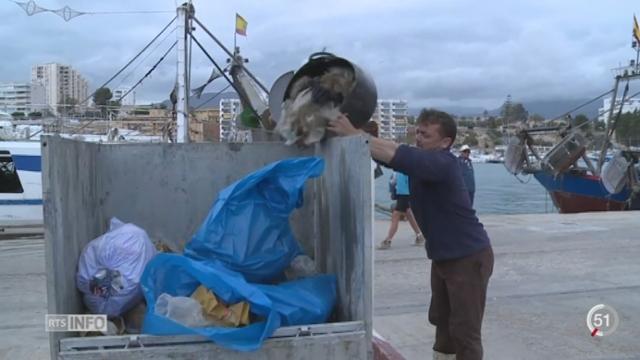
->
[0, 141, 43, 224]
[533, 170, 634, 213]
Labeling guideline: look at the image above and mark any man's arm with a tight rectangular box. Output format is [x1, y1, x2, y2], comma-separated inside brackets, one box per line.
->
[368, 136, 399, 164]
[327, 114, 451, 182]
[390, 145, 451, 182]
[327, 114, 399, 163]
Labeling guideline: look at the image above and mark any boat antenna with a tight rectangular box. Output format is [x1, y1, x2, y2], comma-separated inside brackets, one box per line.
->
[597, 80, 630, 171]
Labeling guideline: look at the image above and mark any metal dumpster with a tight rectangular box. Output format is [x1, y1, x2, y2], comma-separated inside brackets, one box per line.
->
[42, 135, 373, 359]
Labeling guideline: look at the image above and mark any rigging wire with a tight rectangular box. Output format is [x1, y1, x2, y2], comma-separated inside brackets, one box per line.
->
[193, 83, 233, 111]
[115, 27, 178, 90]
[69, 41, 177, 136]
[116, 41, 177, 103]
[78, 16, 177, 106]
[546, 89, 614, 123]
[27, 16, 177, 139]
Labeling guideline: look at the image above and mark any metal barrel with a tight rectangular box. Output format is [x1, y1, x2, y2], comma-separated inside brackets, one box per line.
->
[283, 52, 378, 128]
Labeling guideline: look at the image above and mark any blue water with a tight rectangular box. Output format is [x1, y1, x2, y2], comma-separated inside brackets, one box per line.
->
[375, 163, 555, 217]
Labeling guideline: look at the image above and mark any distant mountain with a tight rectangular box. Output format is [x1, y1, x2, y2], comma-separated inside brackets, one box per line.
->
[409, 106, 485, 117]
[503, 99, 602, 120]
[160, 91, 239, 109]
[410, 99, 603, 119]
[169, 93, 603, 119]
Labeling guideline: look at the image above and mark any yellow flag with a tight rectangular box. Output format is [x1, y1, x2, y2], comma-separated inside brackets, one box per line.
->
[634, 15, 640, 43]
[236, 13, 247, 36]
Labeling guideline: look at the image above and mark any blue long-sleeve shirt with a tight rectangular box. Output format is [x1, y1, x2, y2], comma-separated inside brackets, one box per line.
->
[388, 145, 490, 260]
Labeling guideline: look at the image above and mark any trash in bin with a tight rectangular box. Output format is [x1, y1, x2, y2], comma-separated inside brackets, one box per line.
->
[141, 253, 280, 351]
[191, 285, 251, 327]
[76, 217, 157, 316]
[184, 157, 324, 283]
[123, 302, 146, 334]
[155, 293, 213, 328]
[256, 274, 337, 327]
[141, 158, 338, 350]
[141, 253, 337, 351]
[284, 255, 318, 281]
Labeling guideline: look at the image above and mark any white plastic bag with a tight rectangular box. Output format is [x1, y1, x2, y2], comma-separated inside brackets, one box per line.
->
[76, 218, 157, 316]
[154, 293, 211, 327]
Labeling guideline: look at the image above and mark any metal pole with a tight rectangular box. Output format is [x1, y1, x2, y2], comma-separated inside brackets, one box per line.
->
[176, 4, 189, 143]
[192, 16, 269, 94]
[598, 76, 620, 172]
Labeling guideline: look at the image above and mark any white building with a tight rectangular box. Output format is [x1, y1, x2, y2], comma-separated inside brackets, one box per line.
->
[371, 99, 409, 140]
[598, 97, 640, 123]
[0, 82, 46, 115]
[112, 87, 135, 106]
[31, 63, 89, 114]
[0, 83, 32, 114]
[218, 98, 242, 141]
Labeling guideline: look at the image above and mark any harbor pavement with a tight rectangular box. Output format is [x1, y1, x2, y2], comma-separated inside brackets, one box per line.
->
[1, 212, 640, 359]
[373, 211, 640, 360]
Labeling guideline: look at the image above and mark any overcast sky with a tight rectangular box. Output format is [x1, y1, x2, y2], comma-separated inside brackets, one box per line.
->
[2, 0, 640, 109]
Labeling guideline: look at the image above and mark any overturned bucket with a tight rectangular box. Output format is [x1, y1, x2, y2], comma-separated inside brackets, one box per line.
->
[283, 52, 378, 128]
[271, 53, 378, 146]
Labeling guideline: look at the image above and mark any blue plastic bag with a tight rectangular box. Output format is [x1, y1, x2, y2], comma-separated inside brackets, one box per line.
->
[184, 157, 324, 283]
[141, 254, 338, 351]
[141, 254, 280, 351]
[256, 274, 337, 326]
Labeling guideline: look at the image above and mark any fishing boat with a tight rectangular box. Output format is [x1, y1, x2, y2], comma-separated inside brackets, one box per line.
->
[0, 141, 42, 223]
[505, 32, 640, 213]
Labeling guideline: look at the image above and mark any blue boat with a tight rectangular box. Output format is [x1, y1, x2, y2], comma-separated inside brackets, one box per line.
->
[505, 124, 639, 213]
[532, 170, 636, 213]
[505, 34, 640, 214]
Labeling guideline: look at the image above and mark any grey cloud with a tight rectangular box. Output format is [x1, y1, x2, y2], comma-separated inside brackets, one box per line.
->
[1, 0, 640, 108]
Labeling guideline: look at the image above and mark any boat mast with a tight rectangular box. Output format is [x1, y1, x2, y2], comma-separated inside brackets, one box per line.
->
[597, 76, 620, 172]
[175, 3, 192, 143]
[597, 38, 640, 172]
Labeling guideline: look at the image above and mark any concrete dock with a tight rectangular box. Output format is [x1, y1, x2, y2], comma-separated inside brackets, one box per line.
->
[373, 211, 640, 360]
[1, 212, 639, 359]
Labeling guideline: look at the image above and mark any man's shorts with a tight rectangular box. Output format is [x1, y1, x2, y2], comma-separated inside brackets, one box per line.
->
[395, 195, 410, 212]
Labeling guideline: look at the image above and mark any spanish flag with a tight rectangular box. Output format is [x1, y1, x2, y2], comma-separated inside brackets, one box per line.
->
[236, 13, 248, 36]
[634, 15, 640, 43]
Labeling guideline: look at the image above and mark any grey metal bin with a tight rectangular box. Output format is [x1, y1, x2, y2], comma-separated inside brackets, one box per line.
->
[43, 135, 373, 359]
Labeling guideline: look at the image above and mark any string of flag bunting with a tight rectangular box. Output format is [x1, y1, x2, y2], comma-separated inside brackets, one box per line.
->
[9, 0, 172, 22]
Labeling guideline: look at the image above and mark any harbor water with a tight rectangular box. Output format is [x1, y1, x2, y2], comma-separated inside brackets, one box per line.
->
[375, 162, 554, 217]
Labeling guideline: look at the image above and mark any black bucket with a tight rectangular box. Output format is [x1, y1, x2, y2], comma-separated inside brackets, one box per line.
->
[283, 52, 378, 129]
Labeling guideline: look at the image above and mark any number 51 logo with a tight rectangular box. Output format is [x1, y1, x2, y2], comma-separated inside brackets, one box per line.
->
[586, 304, 619, 337]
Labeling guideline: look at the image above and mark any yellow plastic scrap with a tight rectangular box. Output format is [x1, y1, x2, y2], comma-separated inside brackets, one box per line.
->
[191, 285, 250, 327]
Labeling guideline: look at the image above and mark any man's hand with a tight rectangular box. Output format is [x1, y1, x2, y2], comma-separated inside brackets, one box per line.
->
[328, 114, 362, 137]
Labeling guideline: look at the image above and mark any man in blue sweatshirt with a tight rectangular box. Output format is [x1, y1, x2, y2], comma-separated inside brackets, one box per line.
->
[329, 109, 493, 360]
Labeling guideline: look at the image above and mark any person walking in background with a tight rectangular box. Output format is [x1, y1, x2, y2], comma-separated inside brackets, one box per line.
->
[458, 144, 476, 206]
[378, 171, 425, 250]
